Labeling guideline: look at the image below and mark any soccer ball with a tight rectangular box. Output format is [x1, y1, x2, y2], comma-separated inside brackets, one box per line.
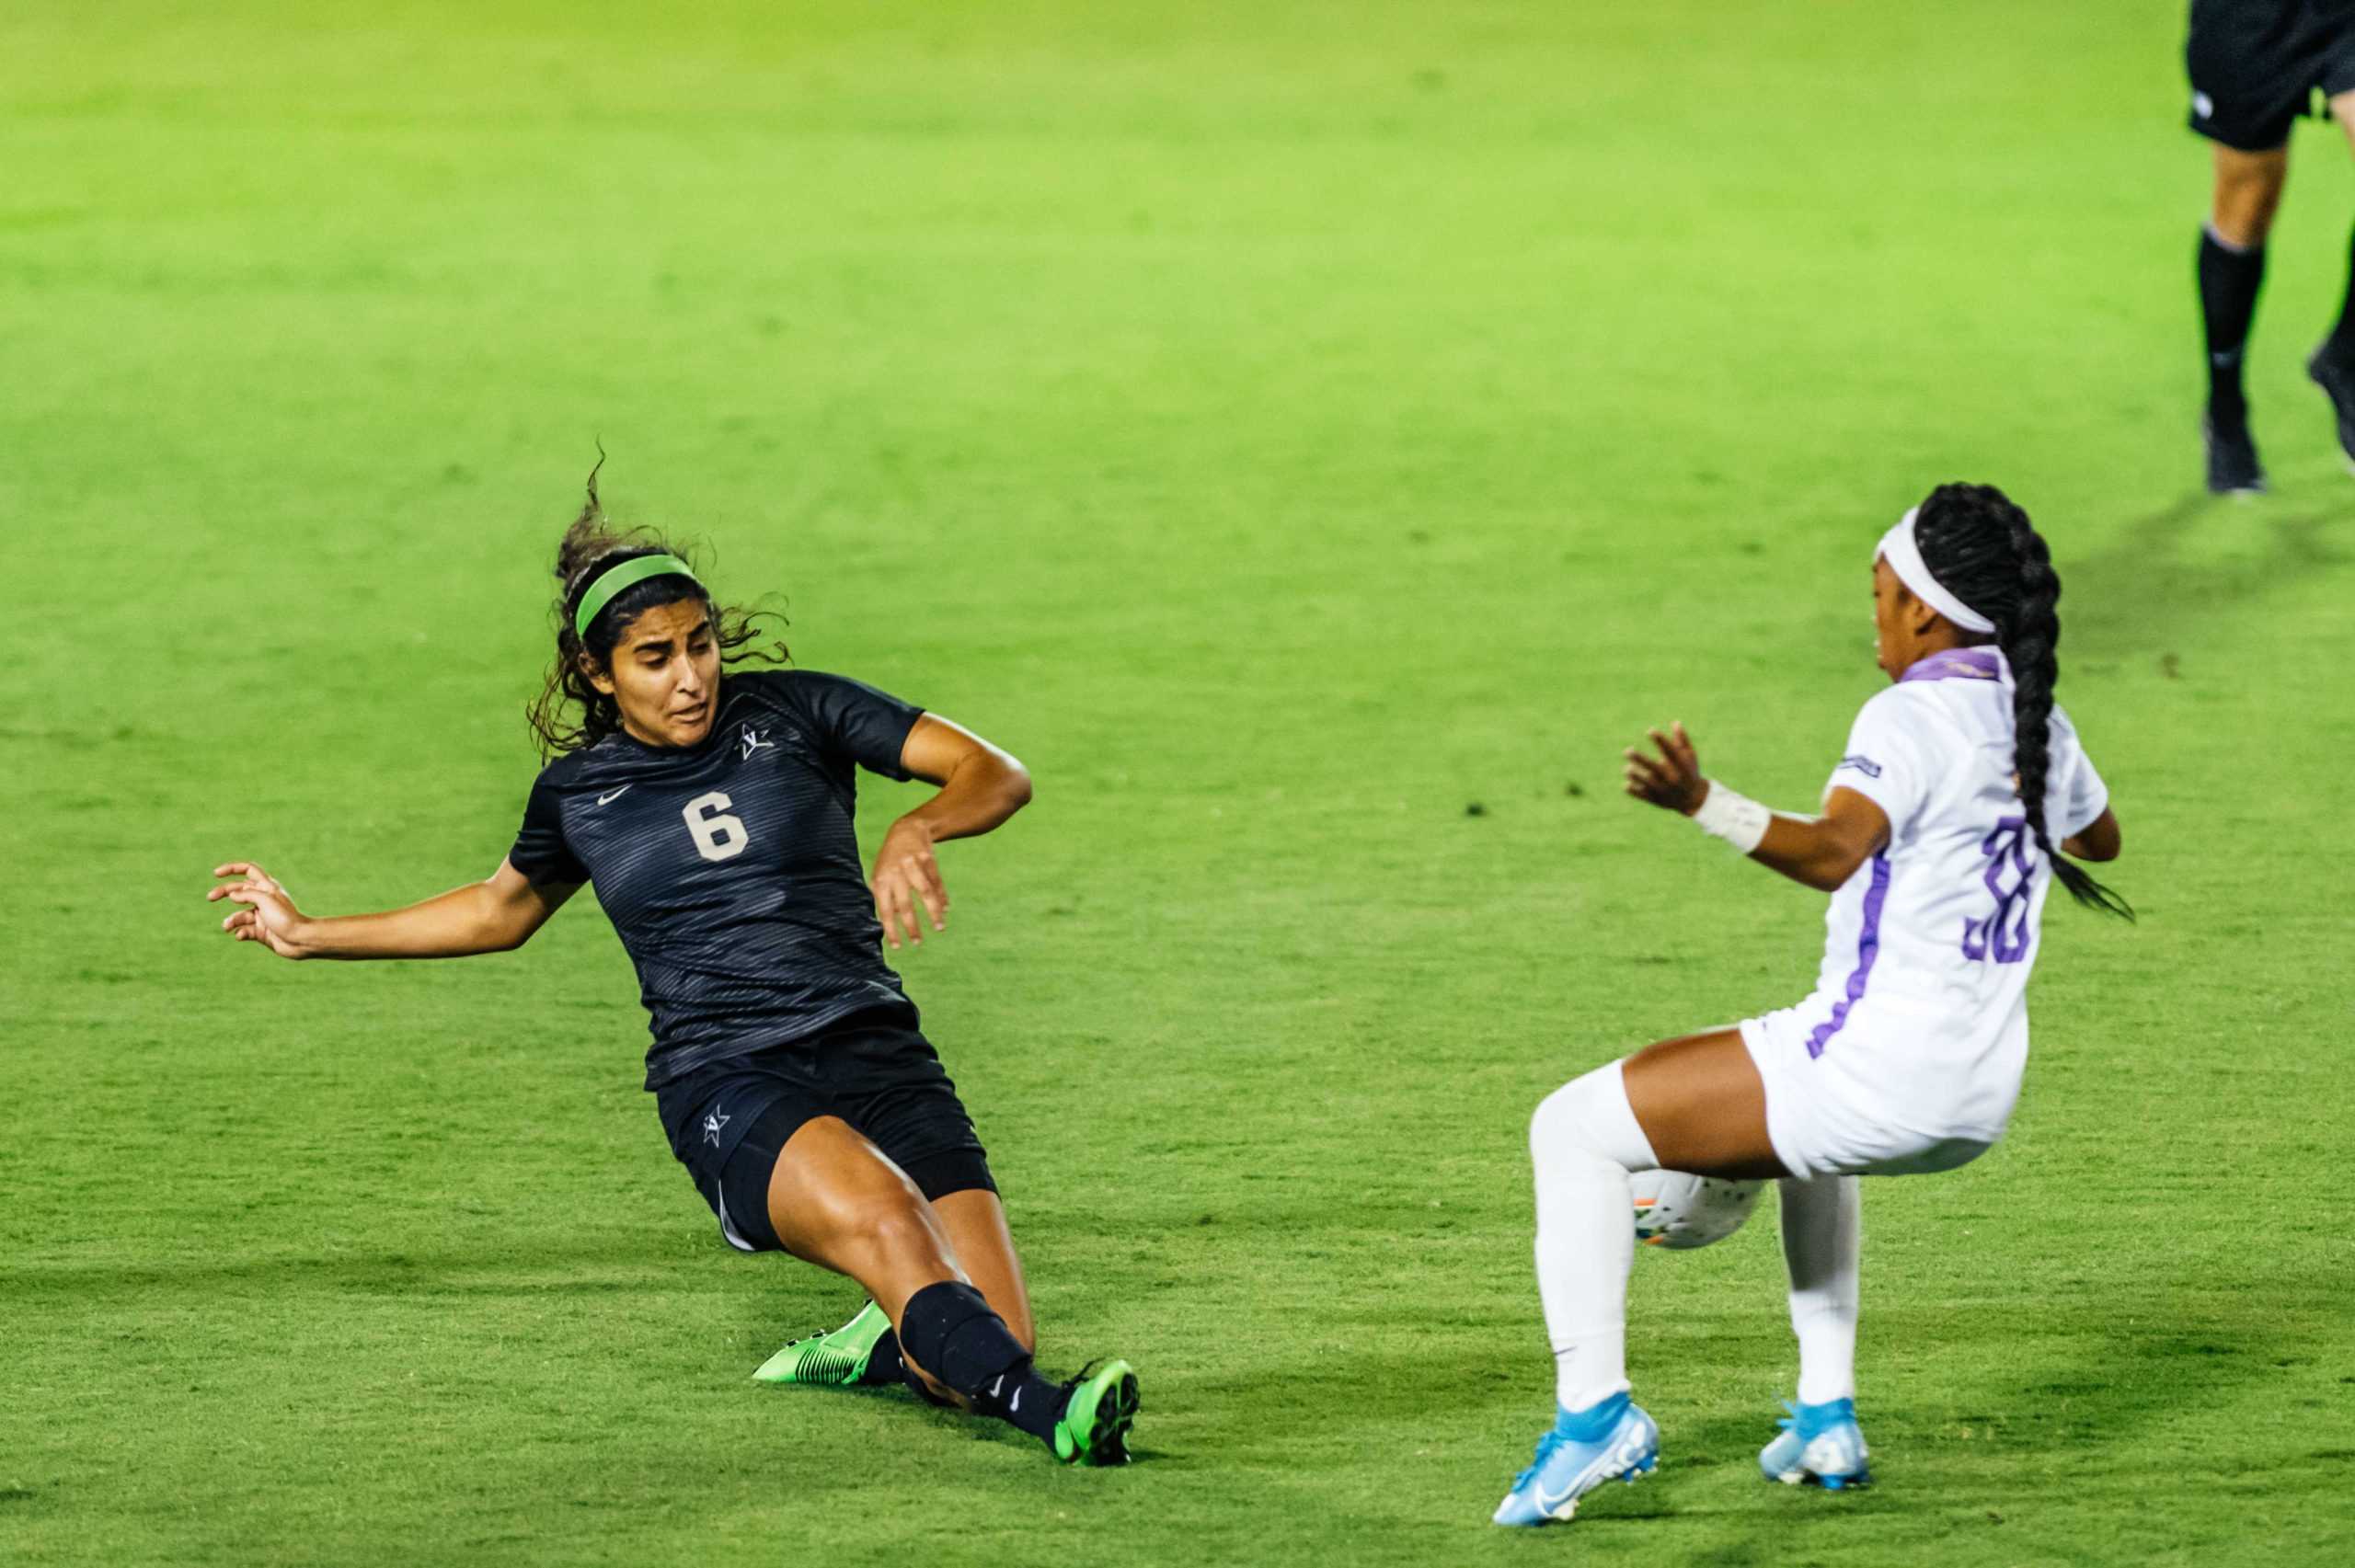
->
[1630, 1170, 1764, 1249]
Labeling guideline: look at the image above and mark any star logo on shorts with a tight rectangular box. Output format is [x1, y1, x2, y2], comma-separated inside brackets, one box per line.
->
[703, 1110, 729, 1146]
[739, 725, 775, 761]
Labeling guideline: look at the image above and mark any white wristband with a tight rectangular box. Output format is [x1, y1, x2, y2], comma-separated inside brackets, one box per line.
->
[1691, 780, 1771, 853]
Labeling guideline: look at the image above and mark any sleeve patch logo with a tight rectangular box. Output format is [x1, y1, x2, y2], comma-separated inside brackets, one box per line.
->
[1836, 753, 1883, 779]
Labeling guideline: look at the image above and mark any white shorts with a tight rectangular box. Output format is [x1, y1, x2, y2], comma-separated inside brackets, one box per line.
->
[1738, 996, 2025, 1180]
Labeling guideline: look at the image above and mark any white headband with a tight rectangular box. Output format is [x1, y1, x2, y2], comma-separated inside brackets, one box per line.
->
[1876, 507, 1996, 634]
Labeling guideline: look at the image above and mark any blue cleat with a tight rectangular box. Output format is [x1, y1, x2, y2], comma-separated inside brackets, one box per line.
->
[1758, 1396, 1870, 1489]
[1491, 1392, 1659, 1527]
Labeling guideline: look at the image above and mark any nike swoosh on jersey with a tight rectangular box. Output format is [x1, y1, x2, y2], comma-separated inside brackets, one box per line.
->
[597, 785, 632, 806]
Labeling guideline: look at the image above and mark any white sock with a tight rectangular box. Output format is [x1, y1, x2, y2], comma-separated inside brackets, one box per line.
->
[1778, 1175, 1860, 1405]
[1528, 1061, 1658, 1413]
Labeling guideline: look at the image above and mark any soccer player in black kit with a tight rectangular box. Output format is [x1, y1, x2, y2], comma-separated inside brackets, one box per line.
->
[2187, 0, 2355, 491]
[206, 479, 1140, 1466]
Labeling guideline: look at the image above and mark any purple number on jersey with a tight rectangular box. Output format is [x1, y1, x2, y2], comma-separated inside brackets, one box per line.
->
[1961, 815, 2036, 965]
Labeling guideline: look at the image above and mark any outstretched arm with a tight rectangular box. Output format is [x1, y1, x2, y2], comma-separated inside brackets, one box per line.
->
[868, 714, 1034, 950]
[1625, 723, 1890, 893]
[208, 858, 580, 961]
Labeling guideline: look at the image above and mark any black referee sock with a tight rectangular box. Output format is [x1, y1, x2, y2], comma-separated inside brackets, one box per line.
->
[895, 1281, 1067, 1442]
[2200, 224, 2268, 428]
[2322, 221, 2355, 369]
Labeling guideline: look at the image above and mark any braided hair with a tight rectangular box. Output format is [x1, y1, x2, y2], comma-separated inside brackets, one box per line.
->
[1911, 483, 2130, 920]
[523, 457, 787, 760]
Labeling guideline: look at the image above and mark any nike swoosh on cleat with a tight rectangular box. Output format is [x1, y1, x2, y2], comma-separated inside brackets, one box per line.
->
[1538, 1422, 1653, 1516]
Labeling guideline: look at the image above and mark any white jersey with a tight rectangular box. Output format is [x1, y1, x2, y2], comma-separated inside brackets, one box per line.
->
[1740, 646, 2109, 1176]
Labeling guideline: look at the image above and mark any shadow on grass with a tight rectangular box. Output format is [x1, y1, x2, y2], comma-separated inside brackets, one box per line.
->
[1630, 1310, 2279, 1512]
[6, 1242, 1158, 1466]
[1161, 1296, 2292, 1544]
[0, 1231, 797, 1304]
[2068, 488, 2345, 649]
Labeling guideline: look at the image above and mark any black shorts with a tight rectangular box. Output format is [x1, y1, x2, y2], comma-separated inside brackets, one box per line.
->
[655, 1014, 995, 1253]
[2188, 0, 2355, 150]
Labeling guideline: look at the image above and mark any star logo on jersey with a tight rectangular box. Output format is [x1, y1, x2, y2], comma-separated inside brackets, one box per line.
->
[703, 1109, 730, 1146]
[739, 724, 775, 761]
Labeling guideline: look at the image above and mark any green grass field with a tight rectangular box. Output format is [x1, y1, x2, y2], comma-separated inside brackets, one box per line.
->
[6, 2, 2354, 1562]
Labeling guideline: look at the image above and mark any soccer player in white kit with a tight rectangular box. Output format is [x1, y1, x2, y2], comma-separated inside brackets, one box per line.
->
[1492, 482, 2129, 1527]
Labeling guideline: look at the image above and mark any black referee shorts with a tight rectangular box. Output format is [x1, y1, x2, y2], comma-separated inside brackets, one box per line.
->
[2188, 0, 2355, 151]
[656, 1016, 995, 1254]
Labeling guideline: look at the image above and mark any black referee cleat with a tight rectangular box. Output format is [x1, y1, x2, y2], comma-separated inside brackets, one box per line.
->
[2307, 349, 2355, 472]
[2203, 411, 2266, 496]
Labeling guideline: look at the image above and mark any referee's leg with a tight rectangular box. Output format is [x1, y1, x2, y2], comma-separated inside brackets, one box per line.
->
[2315, 89, 2355, 448]
[2211, 142, 2288, 249]
[2200, 143, 2284, 490]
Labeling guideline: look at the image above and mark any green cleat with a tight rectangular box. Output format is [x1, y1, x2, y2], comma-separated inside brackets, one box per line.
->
[752, 1299, 890, 1386]
[1051, 1358, 1141, 1466]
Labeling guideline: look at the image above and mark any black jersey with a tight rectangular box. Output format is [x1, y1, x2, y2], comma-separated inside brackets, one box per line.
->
[507, 669, 925, 1087]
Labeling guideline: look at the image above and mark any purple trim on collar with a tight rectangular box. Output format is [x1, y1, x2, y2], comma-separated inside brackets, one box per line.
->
[1899, 647, 2003, 684]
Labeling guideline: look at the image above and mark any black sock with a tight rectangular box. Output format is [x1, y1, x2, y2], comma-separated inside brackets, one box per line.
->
[2200, 225, 2267, 426]
[895, 1281, 1067, 1441]
[860, 1328, 904, 1388]
[2325, 221, 2355, 366]
[970, 1364, 1069, 1443]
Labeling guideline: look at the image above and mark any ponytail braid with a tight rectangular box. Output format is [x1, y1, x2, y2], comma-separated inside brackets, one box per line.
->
[1913, 484, 2131, 920]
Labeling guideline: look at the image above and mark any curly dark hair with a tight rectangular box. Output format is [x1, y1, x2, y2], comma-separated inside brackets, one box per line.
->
[524, 459, 787, 760]
[1911, 482, 2131, 921]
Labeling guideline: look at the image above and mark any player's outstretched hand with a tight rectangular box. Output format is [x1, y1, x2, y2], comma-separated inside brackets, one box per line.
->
[869, 818, 948, 951]
[207, 861, 314, 959]
[1624, 722, 1709, 816]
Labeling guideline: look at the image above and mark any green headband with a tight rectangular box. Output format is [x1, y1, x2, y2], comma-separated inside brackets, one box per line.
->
[572, 553, 702, 640]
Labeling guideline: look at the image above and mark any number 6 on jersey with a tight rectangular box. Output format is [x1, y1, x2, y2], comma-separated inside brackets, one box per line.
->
[684, 791, 750, 862]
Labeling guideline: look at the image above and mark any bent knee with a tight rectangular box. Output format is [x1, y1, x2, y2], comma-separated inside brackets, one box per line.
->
[792, 1177, 950, 1278]
[2213, 200, 2282, 249]
[1530, 1081, 1579, 1158]
[1533, 1058, 1666, 1174]
[2211, 155, 2288, 246]
[1530, 1063, 1629, 1162]
[852, 1200, 949, 1270]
